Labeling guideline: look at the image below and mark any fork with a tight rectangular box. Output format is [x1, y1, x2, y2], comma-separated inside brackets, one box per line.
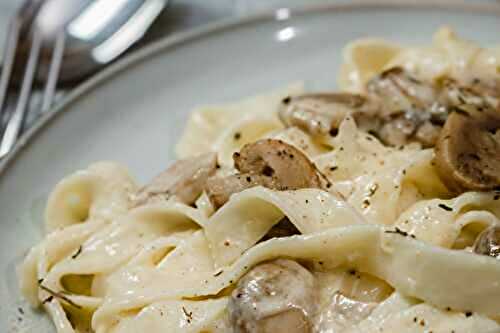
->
[0, 1, 66, 159]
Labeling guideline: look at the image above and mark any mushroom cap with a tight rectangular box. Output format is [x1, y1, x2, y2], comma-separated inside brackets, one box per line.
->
[132, 152, 217, 206]
[473, 224, 500, 259]
[277, 93, 378, 136]
[234, 139, 322, 190]
[228, 259, 316, 333]
[205, 139, 326, 209]
[434, 111, 500, 192]
[205, 173, 276, 209]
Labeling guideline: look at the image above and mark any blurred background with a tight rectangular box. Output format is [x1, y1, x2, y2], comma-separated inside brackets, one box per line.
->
[0, 0, 497, 158]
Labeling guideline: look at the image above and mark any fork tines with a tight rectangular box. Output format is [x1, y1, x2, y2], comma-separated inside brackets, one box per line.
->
[0, 14, 66, 159]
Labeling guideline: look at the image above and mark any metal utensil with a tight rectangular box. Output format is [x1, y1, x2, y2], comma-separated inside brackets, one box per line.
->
[37, 0, 169, 83]
[0, 0, 169, 159]
[0, 0, 65, 158]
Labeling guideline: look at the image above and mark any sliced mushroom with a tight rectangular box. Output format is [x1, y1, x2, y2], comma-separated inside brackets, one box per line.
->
[376, 111, 421, 147]
[205, 139, 325, 209]
[366, 67, 438, 113]
[438, 77, 499, 114]
[131, 152, 217, 207]
[234, 139, 323, 189]
[414, 120, 443, 148]
[473, 224, 500, 259]
[204, 173, 277, 209]
[278, 68, 447, 147]
[366, 67, 447, 147]
[434, 110, 500, 192]
[278, 93, 379, 136]
[229, 259, 317, 333]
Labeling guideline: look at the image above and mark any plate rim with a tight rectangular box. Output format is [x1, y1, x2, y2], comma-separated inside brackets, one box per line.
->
[1, 0, 499, 177]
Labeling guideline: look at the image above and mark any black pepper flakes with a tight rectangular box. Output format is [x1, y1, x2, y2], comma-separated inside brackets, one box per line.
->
[182, 306, 193, 323]
[71, 245, 83, 259]
[42, 296, 54, 304]
[438, 203, 453, 212]
[385, 227, 409, 237]
[362, 199, 370, 208]
[329, 128, 338, 136]
[368, 183, 379, 196]
[329, 166, 338, 172]
[282, 96, 291, 104]
[465, 311, 473, 317]
[234, 132, 241, 140]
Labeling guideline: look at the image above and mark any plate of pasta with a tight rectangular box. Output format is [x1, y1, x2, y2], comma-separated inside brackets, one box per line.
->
[2, 2, 500, 333]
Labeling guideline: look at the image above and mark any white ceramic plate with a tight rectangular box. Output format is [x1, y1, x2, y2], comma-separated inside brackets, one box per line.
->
[2, 2, 500, 331]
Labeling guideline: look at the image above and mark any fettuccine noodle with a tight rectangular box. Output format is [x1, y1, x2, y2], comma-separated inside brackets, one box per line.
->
[19, 28, 500, 333]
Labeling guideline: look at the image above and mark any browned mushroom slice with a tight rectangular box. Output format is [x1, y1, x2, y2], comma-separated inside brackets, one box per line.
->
[365, 67, 448, 147]
[376, 111, 421, 147]
[469, 77, 500, 105]
[131, 152, 217, 207]
[228, 259, 317, 333]
[205, 173, 277, 209]
[366, 67, 438, 113]
[278, 93, 380, 136]
[414, 120, 443, 148]
[438, 77, 499, 114]
[277, 69, 446, 147]
[234, 139, 323, 189]
[434, 111, 500, 192]
[205, 139, 325, 209]
[473, 225, 500, 259]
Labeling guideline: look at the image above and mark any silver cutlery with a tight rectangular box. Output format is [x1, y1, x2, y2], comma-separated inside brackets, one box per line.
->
[0, 0, 169, 159]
